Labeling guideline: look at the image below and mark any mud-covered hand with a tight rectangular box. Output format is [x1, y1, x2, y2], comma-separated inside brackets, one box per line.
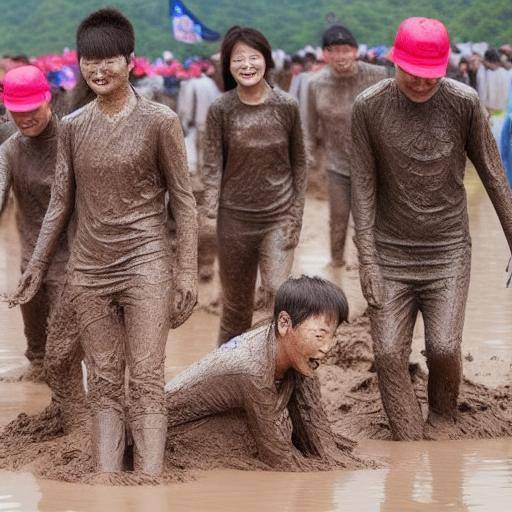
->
[5, 259, 47, 307]
[170, 272, 198, 328]
[282, 218, 302, 250]
[359, 263, 385, 309]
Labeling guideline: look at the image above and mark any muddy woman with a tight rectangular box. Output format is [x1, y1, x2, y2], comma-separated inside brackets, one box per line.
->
[203, 26, 307, 344]
[351, 17, 512, 440]
[0, 66, 69, 381]
[8, 9, 198, 478]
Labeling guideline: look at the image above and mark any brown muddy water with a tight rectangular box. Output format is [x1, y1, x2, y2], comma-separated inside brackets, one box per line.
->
[0, 167, 511, 511]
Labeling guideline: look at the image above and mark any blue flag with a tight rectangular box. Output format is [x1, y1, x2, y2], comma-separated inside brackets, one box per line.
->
[170, 0, 220, 44]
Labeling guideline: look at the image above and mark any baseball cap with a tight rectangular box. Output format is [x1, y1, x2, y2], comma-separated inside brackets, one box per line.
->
[322, 25, 358, 49]
[390, 17, 450, 79]
[2, 65, 51, 112]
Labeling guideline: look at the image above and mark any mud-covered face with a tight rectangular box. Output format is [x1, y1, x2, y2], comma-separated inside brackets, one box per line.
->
[278, 313, 338, 378]
[395, 66, 442, 103]
[324, 44, 358, 75]
[10, 101, 52, 137]
[229, 42, 266, 89]
[80, 55, 133, 97]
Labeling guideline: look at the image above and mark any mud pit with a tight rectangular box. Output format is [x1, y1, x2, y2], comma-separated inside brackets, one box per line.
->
[0, 167, 512, 508]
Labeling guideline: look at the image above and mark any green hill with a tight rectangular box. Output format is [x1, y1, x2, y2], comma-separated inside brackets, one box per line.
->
[0, 0, 511, 59]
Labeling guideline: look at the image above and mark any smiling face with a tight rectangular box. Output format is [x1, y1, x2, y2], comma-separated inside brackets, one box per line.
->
[323, 44, 358, 75]
[395, 66, 442, 103]
[278, 312, 338, 378]
[10, 101, 52, 137]
[229, 41, 266, 89]
[79, 55, 133, 97]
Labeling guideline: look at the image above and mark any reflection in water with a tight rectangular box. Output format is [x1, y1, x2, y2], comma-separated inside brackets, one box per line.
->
[0, 167, 511, 510]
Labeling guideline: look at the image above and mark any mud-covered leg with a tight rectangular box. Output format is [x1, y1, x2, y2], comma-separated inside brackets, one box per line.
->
[327, 171, 351, 267]
[258, 224, 294, 311]
[370, 279, 423, 440]
[420, 272, 470, 426]
[74, 290, 126, 473]
[44, 284, 86, 433]
[124, 282, 171, 476]
[217, 213, 260, 344]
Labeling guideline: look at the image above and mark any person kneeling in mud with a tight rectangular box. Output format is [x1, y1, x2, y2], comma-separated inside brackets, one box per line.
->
[165, 275, 358, 470]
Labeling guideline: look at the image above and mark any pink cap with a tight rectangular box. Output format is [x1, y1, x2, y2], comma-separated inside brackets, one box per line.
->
[2, 65, 51, 112]
[390, 17, 450, 79]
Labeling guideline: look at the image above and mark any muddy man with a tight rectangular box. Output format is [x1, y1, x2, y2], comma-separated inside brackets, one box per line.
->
[351, 18, 512, 440]
[0, 66, 70, 381]
[8, 9, 198, 477]
[165, 276, 359, 470]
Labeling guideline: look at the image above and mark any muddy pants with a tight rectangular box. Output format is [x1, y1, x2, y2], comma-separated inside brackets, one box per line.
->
[327, 171, 351, 266]
[369, 272, 470, 440]
[20, 282, 60, 364]
[217, 210, 294, 344]
[43, 283, 85, 432]
[70, 278, 172, 473]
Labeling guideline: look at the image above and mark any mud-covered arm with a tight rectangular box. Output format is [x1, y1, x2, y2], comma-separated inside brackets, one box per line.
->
[242, 378, 301, 470]
[305, 81, 319, 160]
[350, 99, 379, 266]
[159, 114, 198, 275]
[0, 141, 12, 215]
[288, 373, 355, 465]
[499, 114, 512, 185]
[202, 103, 223, 219]
[177, 80, 194, 132]
[467, 97, 512, 254]
[30, 121, 75, 265]
[288, 101, 307, 228]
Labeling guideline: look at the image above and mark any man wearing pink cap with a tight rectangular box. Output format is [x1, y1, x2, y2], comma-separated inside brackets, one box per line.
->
[0, 65, 71, 381]
[351, 17, 512, 440]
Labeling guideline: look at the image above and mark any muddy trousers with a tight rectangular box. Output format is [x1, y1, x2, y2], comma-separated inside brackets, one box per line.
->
[327, 171, 351, 266]
[20, 282, 60, 364]
[71, 280, 172, 475]
[217, 211, 294, 345]
[43, 284, 85, 433]
[369, 273, 470, 440]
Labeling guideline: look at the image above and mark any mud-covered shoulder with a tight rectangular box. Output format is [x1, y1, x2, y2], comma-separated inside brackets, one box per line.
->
[208, 89, 238, 114]
[270, 87, 299, 108]
[353, 77, 394, 114]
[358, 60, 389, 79]
[441, 77, 479, 104]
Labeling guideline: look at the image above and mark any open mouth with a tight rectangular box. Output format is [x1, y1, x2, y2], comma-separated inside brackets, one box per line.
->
[307, 358, 321, 370]
[93, 78, 108, 86]
[240, 71, 257, 79]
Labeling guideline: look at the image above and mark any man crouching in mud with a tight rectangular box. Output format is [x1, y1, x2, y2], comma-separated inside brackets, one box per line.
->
[351, 18, 512, 440]
[165, 275, 361, 470]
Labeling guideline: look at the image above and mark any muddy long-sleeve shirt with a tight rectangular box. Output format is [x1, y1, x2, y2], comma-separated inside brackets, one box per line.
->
[165, 324, 348, 470]
[29, 93, 197, 290]
[202, 88, 307, 225]
[351, 78, 512, 281]
[306, 62, 387, 176]
[0, 116, 68, 283]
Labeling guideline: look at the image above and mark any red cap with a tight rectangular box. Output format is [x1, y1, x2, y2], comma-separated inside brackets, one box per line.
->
[390, 17, 450, 79]
[2, 65, 51, 112]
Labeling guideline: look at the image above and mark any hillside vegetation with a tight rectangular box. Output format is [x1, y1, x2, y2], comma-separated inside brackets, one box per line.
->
[0, 0, 510, 59]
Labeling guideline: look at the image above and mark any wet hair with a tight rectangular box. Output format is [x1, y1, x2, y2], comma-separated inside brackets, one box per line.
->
[322, 24, 358, 49]
[220, 25, 275, 91]
[273, 276, 349, 332]
[76, 8, 135, 62]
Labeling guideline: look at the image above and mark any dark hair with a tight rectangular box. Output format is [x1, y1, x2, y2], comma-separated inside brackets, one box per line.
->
[76, 8, 134, 62]
[322, 24, 358, 49]
[220, 25, 274, 91]
[484, 48, 501, 64]
[273, 276, 349, 332]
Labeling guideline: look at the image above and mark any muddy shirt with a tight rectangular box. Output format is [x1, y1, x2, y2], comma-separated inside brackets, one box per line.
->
[202, 88, 307, 224]
[351, 78, 512, 281]
[165, 324, 339, 469]
[307, 62, 387, 175]
[0, 116, 68, 283]
[31, 94, 197, 290]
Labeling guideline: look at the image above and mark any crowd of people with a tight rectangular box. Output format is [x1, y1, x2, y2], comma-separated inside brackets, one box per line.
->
[0, 8, 511, 483]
